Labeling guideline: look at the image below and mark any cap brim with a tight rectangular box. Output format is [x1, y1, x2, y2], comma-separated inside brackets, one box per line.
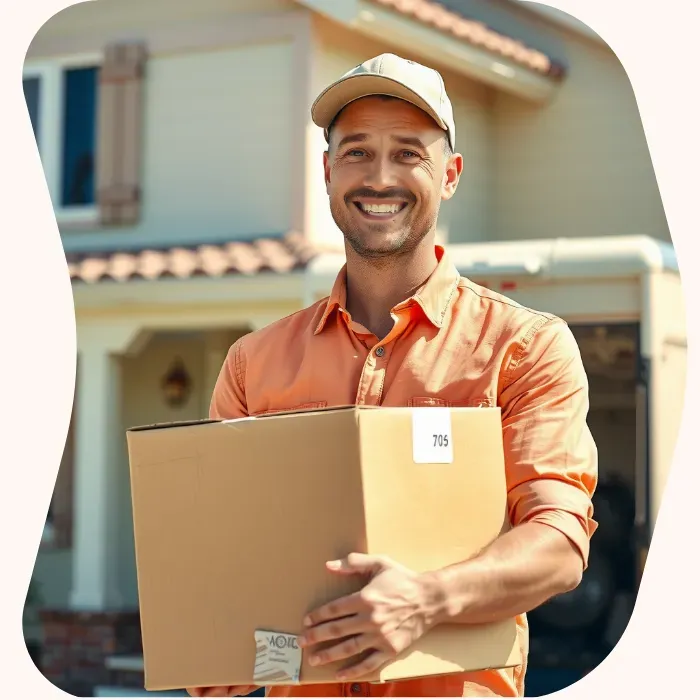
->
[311, 73, 447, 140]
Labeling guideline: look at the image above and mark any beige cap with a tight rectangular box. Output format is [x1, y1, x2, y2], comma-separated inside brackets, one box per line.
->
[311, 53, 456, 150]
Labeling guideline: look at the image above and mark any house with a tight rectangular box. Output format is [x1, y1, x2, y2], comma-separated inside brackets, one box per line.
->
[22, 0, 671, 696]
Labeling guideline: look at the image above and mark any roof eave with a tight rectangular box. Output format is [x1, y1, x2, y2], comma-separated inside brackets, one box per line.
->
[294, 0, 564, 103]
[72, 269, 308, 314]
[519, 2, 607, 46]
[360, 1, 562, 102]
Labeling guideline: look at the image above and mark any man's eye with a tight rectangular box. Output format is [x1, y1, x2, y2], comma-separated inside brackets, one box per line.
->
[400, 150, 420, 159]
[347, 149, 366, 157]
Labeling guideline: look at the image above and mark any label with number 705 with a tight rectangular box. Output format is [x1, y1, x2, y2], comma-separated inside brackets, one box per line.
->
[412, 407, 454, 464]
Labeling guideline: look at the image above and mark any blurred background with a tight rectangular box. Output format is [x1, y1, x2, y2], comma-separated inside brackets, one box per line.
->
[21, 0, 685, 697]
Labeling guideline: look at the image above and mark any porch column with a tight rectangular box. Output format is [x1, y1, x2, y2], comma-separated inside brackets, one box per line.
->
[70, 324, 140, 611]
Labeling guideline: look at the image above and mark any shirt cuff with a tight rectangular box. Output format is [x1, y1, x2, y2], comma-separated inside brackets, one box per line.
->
[525, 508, 597, 568]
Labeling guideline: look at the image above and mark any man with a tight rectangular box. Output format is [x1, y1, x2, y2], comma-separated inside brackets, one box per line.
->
[188, 54, 597, 698]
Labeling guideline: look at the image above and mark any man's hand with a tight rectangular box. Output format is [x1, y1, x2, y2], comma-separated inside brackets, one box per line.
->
[186, 686, 259, 697]
[299, 553, 438, 681]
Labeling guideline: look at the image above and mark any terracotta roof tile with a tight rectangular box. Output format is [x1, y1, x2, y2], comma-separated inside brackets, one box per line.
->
[369, 0, 565, 78]
[67, 232, 332, 284]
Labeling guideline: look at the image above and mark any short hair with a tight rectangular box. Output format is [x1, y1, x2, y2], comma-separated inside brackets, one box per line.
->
[326, 95, 453, 157]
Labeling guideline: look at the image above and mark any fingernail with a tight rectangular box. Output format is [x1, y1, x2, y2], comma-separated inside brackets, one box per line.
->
[309, 656, 319, 666]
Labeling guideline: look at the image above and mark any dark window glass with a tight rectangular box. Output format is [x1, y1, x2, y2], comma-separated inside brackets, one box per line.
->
[23, 77, 41, 147]
[61, 66, 98, 207]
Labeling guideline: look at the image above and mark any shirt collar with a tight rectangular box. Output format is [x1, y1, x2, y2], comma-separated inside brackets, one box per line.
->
[314, 245, 459, 335]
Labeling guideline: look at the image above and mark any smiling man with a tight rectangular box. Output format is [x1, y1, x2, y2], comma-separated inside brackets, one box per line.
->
[188, 54, 597, 698]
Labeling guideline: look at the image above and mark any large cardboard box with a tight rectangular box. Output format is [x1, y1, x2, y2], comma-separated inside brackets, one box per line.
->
[126, 406, 520, 691]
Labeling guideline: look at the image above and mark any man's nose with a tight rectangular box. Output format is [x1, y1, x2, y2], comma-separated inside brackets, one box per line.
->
[363, 154, 398, 190]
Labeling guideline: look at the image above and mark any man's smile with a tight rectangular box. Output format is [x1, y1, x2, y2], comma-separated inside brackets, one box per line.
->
[352, 199, 410, 221]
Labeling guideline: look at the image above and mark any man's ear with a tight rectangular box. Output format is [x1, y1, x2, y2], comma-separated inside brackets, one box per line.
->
[323, 150, 331, 194]
[441, 152, 463, 201]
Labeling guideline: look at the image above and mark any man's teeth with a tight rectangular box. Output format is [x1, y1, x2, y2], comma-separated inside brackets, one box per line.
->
[360, 203, 403, 214]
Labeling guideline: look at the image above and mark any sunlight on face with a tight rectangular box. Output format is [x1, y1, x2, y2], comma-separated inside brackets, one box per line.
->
[324, 96, 462, 259]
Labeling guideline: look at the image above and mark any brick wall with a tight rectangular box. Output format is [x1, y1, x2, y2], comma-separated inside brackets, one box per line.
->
[39, 610, 142, 696]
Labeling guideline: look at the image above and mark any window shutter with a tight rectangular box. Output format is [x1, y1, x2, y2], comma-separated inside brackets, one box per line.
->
[97, 41, 147, 226]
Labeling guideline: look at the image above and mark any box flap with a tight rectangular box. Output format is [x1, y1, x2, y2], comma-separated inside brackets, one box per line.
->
[127, 405, 380, 434]
[252, 405, 377, 419]
[127, 419, 219, 433]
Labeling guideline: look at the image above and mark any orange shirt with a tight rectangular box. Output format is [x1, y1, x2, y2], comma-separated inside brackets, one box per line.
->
[210, 245, 598, 698]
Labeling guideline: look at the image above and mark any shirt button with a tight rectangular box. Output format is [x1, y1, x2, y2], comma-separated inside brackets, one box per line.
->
[351, 684, 362, 694]
[375, 346, 385, 357]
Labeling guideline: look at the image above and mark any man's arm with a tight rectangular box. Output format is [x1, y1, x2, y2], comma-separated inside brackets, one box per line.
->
[421, 521, 583, 627]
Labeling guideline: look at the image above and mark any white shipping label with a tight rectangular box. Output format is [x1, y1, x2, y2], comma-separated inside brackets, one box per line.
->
[412, 407, 454, 464]
[254, 630, 302, 685]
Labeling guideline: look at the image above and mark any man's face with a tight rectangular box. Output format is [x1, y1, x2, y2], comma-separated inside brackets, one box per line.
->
[324, 96, 462, 259]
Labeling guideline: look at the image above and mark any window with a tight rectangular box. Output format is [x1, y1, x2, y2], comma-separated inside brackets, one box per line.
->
[23, 43, 147, 228]
[62, 67, 98, 207]
[22, 56, 101, 224]
[22, 77, 41, 144]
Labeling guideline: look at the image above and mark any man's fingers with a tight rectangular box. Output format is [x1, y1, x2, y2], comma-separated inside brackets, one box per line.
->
[303, 592, 364, 627]
[187, 687, 258, 698]
[300, 612, 371, 648]
[202, 689, 234, 697]
[326, 553, 385, 576]
[308, 633, 373, 666]
[336, 649, 391, 681]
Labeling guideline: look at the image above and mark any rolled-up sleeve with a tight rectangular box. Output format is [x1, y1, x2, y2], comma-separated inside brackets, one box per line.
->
[209, 339, 248, 420]
[499, 317, 598, 566]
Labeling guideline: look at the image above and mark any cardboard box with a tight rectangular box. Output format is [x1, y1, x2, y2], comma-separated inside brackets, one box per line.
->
[127, 406, 520, 691]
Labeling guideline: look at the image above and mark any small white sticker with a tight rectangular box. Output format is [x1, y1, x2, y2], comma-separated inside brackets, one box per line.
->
[254, 630, 302, 685]
[412, 407, 454, 464]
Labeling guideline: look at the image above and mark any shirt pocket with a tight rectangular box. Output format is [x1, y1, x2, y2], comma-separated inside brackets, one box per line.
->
[408, 396, 494, 408]
[251, 401, 328, 417]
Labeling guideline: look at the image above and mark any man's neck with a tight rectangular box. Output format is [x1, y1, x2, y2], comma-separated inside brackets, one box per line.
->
[344, 239, 438, 340]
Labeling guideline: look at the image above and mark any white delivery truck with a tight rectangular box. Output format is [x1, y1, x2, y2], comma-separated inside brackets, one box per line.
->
[307, 234, 687, 695]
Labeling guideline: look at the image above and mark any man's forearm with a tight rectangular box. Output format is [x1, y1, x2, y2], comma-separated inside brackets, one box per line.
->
[420, 521, 584, 627]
